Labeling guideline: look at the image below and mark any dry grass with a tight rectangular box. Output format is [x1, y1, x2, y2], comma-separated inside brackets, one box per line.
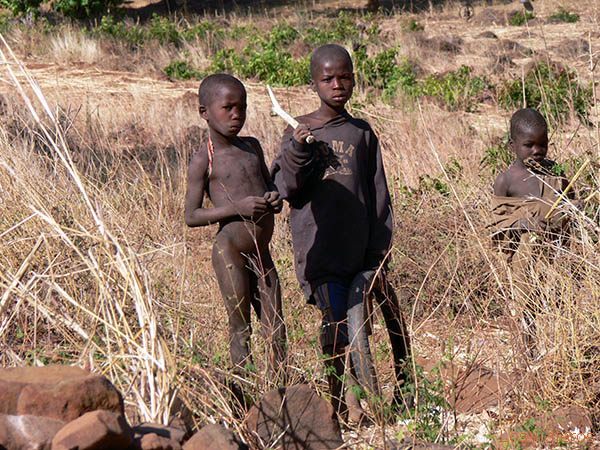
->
[0, 1, 599, 448]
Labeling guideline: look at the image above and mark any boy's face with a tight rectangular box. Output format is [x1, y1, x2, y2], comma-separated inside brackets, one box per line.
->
[199, 84, 247, 138]
[511, 125, 548, 163]
[311, 57, 355, 111]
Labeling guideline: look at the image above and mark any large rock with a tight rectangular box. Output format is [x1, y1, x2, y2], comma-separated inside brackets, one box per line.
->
[246, 385, 343, 450]
[51, 410, 133, 450]
[0, 414, 65, 450]
[183, 424, 246, 450]
[0, 366, 124, 422]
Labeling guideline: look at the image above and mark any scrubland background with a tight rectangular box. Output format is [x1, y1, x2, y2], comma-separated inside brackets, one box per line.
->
[0, 0, 599, 447]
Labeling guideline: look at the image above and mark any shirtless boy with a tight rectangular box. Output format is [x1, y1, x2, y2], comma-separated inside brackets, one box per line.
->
[271, 44, 411, 420]
[491, 108, 571, 356]
[185, 74, 286, 391]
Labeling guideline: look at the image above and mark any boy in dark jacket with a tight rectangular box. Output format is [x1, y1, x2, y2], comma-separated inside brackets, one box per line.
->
[271, 44, 410, 421]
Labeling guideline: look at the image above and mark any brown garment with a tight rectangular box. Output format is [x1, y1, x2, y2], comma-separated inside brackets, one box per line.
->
[489, 173, 570, 357]
[489, 174, 569, 261]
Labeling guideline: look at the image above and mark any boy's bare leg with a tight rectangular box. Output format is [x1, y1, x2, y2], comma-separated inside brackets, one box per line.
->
[255, 251, 287, 384]
[212, 239, 253, 373]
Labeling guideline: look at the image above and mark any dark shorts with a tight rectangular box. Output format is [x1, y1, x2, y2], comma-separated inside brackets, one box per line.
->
[312, 282, 349, 352]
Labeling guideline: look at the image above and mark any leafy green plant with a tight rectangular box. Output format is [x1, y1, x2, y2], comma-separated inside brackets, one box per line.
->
[509, 10, 535, 26]
[0, 0, 42, 17]
[419, 65, 488, 111]
[163, 60, 202, 80]
[354, 47, 419, 100]
[481, 134, 512, 174]
[497, 61, 593, 124]
[96, 15, 145, 46]
[147, 13, 181, 45]
[304, 11, 360, 45]
[405, 19, 424, 32]
[54, 0, 124, 19]
[549, 7, 580, 23]
[209, 25, 310, 86]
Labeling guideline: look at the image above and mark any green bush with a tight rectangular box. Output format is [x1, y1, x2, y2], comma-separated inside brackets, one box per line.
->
[509, 10, 535, 26]
[354, 47, 419, 100]
[54, 0, 124, 19]
[163, 60, 202, 80]
[209, 25, 310, 86]
[497, 62, 593, 124]
[419, 66, 488, 111]
[549, 7, 580, 23]
[481, 134, 512, 174]
[304, 11, 360, 45]
[96, 15, 145, 45]
[147, 14, 181, 45]
[0, 0, 42, 16]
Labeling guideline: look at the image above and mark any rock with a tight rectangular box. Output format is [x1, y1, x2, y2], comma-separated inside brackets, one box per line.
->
[134, 423, 186, 444]
[477, 31, 498, 39]
[246, 385, 343, 450]
[51, 410, 133, 450]
[0, 414, 65, 450]
[546, 406, 592, 434]
[134, 433, 182, 450]
[183, 424, 246, 450]
[0, 366, 124, 423]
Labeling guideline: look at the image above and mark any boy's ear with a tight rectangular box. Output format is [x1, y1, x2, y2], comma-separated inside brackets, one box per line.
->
[351, 72, 356, 87]
[199, 104, 208, 120]
[310, 79, 316, 92]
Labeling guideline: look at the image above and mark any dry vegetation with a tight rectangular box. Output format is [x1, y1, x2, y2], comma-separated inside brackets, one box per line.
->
[0, 0, 599, 448]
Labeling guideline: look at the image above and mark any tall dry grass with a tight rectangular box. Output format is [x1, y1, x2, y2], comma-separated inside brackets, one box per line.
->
[0, 2, 598, 447]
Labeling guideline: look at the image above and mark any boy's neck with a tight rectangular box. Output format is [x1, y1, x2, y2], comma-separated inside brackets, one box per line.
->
[315, 102, 347, 122]
[208, 128, 237, 148]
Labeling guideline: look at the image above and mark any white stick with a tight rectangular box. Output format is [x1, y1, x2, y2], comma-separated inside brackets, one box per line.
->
[267, 86, 314, 144]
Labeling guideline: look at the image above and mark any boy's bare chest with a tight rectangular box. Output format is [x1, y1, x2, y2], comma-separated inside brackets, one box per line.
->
[508, 170, 542, 198]
[210, 149, 263, 186]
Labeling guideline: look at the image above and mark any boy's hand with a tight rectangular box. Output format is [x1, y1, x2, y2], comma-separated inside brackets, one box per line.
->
[264, 191, 283, 213]
[233, 196, 269, 217]
[292, 124, 312, 145]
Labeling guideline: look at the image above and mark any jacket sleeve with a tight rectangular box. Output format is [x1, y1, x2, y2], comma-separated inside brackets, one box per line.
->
[270, 127, 316, 201]
[364, 129, 394, 270]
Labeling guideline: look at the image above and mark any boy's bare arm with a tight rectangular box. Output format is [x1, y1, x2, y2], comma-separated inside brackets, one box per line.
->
[247, 137, 283, 213]
[184, 151, 268, 227]
[493, 171, 509, 196]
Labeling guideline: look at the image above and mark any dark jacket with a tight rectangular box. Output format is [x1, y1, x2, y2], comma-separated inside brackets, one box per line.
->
[271, 111, 393, 299]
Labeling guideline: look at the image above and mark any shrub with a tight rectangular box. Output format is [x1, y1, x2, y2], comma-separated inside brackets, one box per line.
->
[549, 7, 580, 23]
[481, 134, 512, 174]
[304, 11, 359, 45]
[0, 0, 42, 16]
[509, 10, 535, 26]
[497, 61, 593, 124]
[209, 25, 310, 86]
[147, 13, 181, 45]
[354, 47, 419, 100]
[163, 60, 202, 80]
[54, 0, 124, 19]
[96, 15, 145, 46]
[419, 65, 488, 111]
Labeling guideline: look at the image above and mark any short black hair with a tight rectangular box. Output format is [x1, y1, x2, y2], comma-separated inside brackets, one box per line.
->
[198, 73, 246, 106]
[310, 44, 353, 79]
[510, 108, 547, 140]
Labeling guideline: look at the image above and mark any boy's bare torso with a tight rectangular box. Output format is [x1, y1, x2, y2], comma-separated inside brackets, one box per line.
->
[205, 137, 274, 253]
[495, 160, 564, 198]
